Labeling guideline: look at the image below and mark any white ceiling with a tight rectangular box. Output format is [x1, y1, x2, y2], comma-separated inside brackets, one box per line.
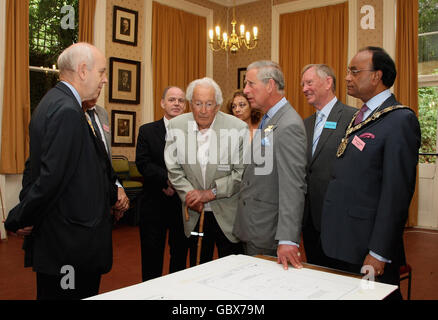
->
[207, 0, 260, 7]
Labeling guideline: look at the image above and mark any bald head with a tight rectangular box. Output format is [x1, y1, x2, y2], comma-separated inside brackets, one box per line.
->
[58, 43, 96, 76]
[57, 43, 108, 101]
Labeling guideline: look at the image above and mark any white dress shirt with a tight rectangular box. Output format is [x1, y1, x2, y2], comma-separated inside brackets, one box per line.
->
[193, 118, 217, 211]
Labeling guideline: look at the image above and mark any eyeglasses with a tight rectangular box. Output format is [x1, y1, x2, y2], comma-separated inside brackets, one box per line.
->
[346, 68, 375, 76]
[192, 101, 216, 109]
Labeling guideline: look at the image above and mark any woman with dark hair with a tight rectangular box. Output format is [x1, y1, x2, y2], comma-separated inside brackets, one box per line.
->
[226, 89, 263, 140]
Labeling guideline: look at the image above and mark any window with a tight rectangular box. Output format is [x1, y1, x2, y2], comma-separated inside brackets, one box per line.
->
[29, 0, 78, 114]
[418, 0, 438, 163]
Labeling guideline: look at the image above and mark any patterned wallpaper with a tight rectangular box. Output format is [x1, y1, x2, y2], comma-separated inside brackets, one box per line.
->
[105, 0, 145, 161]
[357, 0, 383, 49]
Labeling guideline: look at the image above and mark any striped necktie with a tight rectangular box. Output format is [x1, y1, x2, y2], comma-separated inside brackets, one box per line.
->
[312, 111, 325, 155]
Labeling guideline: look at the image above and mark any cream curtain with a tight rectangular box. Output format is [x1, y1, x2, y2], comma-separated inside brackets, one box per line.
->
[152, 2, 206, 120]
[0, 0, 30, 174]
[279, 2, 349, 120]
[78, 0, 96, 43]
[395, 0, 419, 227]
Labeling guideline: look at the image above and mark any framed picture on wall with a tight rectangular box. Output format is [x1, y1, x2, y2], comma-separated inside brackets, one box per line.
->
[109, 57, 141, 104]
[237, 67, 247, 89]
[112, 6, 138, 46]
[111, 110, 136, 147]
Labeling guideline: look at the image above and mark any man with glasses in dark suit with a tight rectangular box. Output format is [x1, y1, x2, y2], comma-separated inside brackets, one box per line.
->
[320, 47, 421, 299]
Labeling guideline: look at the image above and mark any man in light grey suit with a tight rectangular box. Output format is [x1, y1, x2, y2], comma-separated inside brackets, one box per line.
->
[164, 77, 247, 266]
[82, 97, 129, 218]
[233, 60, 307, 270]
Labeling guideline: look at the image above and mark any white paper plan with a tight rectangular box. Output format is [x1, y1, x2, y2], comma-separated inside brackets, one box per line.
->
[88, 254, 396, 300]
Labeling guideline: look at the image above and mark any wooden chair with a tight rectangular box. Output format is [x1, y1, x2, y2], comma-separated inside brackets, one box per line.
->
[399, 264, 412, 300]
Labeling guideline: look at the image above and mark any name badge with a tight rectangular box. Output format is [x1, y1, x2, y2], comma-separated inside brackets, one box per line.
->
[352, 135, 366, 151]
[217, 164, 230, 171]
[324, 121, 337, 129]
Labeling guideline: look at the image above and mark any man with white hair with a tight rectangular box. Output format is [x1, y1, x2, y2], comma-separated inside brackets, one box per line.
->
[5, 43, 118, 299]
[164, 77, 248, 266]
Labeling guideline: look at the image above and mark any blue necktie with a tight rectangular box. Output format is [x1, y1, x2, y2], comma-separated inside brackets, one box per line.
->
[312, 111, 325, 155]
[259, 114, 269, 130]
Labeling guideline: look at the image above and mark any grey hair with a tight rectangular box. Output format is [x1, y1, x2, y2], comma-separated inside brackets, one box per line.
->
[247, 60, 285, 93]
[186, 77, 223, 106]
[301, 64, 336, 92]
[57, 42, 95, 74]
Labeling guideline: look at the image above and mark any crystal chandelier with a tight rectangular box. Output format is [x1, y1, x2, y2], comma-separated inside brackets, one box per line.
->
[208, 4, 258, 54]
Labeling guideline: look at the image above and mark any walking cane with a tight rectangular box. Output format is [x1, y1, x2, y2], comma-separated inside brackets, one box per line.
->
[185, 206, 205, 265]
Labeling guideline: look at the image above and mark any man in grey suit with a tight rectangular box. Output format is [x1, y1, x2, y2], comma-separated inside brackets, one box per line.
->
[233, 60, 307, 270]
[82, 96, 129, 218]
[301, 64, 356, 267]
[164, 77, 247, 266]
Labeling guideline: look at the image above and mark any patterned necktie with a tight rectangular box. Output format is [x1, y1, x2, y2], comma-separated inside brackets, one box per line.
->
[86, 109, 103, 142]
[258, 114, 269, 130]
[354, 104, 369, 125]
[312, 111, 325, 156]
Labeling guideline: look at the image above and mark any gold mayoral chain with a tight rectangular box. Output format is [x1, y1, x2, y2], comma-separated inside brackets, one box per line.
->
[336, 105, 413, 158]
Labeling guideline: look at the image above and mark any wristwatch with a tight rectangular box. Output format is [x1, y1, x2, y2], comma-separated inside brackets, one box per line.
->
[211, 187, 217, 198]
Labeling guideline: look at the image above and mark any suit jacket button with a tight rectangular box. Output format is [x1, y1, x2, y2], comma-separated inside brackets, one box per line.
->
[243, 201, 246, 206]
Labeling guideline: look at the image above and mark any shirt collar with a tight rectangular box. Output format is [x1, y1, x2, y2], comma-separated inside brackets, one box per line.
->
[192, 115, 217, 133]
[364, 89, 391, 112]
[266, 97, 288, 120]
[61, 81, 82, 107]
[163, 116, 170, 129]
[318, 96, 338, 118]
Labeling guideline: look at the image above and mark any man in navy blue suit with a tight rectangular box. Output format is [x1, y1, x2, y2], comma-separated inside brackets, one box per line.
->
[320, 47, 420, 299]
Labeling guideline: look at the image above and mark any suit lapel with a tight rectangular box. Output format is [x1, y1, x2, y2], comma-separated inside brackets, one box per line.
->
[311, 101, 343, 163]
[155, 118, 167, 148]
[94, 106, 112, 159]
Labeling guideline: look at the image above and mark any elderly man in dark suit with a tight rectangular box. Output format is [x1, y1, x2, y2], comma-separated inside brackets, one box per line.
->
[320, 47, 421, 299]
[233, 60, 307, 270]
[5, 43, 118, 300]
[136, 86, 189, 281]
[301, 64, 356, 267]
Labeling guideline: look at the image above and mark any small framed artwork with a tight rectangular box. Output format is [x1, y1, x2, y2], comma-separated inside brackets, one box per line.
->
[113, 6, 138, 46]
[109, 57, 141, 104]
[237, 67, 247, 89]
[111, 110, 136, 147]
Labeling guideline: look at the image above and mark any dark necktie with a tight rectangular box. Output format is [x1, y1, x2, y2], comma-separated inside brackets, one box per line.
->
[86, 109, 103, 142]
[354, 104, 369, 125]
